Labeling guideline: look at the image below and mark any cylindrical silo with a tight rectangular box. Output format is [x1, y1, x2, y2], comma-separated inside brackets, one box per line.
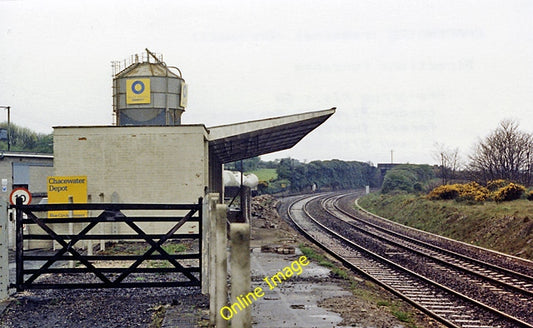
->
[113, 49, 187, 126]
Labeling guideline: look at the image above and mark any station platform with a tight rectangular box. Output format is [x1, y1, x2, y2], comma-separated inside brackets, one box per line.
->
[249, 247, 350, 328]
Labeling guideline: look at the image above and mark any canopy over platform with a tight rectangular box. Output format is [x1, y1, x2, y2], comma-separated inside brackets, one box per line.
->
[208, 108, 335, 163]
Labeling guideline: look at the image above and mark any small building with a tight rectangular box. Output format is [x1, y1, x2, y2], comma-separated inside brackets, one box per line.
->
[0, 151, 53, 204]
[0, 151, 53, 249]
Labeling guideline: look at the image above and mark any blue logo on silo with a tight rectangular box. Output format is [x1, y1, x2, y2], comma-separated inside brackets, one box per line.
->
[131, 81, 145, 94]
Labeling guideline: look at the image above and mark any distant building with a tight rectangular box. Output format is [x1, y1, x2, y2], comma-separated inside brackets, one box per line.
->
[376, 163, 403, 185]
[0, 151, 53, 204]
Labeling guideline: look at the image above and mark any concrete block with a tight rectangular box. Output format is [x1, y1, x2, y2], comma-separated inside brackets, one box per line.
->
[0, 202, 9, 300]
[230, 223, 251, 328]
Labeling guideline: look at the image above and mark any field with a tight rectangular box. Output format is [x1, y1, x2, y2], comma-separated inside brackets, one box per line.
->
[251, 168, 277, 181]
[358, 193, 533, 260]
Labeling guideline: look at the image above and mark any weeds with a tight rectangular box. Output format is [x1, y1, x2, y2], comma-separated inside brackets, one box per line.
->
[148, 304, 167, 328]
[392, 309, 411, 322]
[299, 243, 420, 327]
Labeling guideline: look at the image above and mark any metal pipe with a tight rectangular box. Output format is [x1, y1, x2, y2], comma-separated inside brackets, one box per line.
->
[0, 200, 9, 299]
[7, 106, 10, 151]
[15, 197, 23, 291]
[0, 106, 10, 151]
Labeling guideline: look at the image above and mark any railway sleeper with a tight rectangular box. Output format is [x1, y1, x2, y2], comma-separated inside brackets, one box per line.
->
[449, 314, 476, 318]
[419, 301, 455, 306]
[454, 319, 486, 324]
[412, 297, 451, 301]
[426, 305, 465, 310]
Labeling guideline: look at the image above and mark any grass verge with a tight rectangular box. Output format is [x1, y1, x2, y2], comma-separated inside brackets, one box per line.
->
[358, 192, 533, 259]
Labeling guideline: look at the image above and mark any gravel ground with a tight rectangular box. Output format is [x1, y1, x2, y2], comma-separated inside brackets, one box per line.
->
[0, 288, 206, 328]
[0, 286, 206, 328]
[2, 240, 207, 328]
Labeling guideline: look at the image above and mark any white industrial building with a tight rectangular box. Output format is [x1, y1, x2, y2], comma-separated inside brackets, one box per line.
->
[5, 49, 335, 246]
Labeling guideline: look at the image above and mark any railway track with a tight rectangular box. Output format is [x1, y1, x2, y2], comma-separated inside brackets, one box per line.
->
[283, 191, 533, 328]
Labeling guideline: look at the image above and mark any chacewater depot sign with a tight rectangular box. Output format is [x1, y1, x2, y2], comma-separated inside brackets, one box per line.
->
[47, 176, 88, 218]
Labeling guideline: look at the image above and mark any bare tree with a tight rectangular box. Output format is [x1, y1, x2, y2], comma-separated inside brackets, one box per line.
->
[468, 120, 533, 185]
[433, 143, 462, 184]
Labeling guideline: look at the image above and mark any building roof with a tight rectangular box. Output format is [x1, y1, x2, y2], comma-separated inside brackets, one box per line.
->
[115, 62, 183, 79]
[208, 108, 335, 163]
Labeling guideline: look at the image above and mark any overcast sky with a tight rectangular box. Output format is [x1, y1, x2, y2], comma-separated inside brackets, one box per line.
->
[1, 0, 532, 165]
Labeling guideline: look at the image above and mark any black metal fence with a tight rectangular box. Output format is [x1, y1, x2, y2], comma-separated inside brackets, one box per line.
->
[10, 198, 202, 290]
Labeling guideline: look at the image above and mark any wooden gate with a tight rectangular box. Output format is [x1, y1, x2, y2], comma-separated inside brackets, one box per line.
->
[11, 198, 202, 290]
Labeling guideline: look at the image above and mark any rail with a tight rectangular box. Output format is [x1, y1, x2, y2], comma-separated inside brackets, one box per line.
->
[284, 191, 533, 328]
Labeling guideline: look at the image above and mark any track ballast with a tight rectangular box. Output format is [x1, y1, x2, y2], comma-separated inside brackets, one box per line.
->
[283, 191, 533, 328]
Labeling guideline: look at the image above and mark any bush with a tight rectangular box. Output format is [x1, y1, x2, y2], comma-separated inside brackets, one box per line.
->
[493, 183, 525, 202]
[486, 179, 509, 192]
[427, 184, 460, 200]
[527, 191, 533, 201]
[456, 182, 490, 202]
[382, 171, 416, 194]
[381, 164, 435, 194]
[427, 182, 489, 202]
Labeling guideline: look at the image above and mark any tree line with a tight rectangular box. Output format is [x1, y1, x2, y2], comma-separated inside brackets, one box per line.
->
[0, 122, 53, 153]
[276, 158, 379, 192]
[227, 157, 380, 194]
[383, 119, 533, 195]
[436, 119, 533, 187]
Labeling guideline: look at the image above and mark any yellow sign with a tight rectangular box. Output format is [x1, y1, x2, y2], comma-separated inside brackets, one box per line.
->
[126, 78, 151, 104]
[47, 176, 88, 218]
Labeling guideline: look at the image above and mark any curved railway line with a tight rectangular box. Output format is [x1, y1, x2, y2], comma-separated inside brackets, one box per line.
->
[282, 191, 533, 328]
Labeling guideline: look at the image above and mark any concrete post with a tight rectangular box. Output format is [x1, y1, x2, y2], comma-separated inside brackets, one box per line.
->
[207, 193, 219, 324]
[215, 203, 228, 328]
[111, 192, 119, 242]
[8, 207, 14, 251]
[0, 201, 9, 300]
[87, 194, 93, 256]
[99, 193, 105, 251]
[201, 196, 208, 295]
[240, 186, 251, 223]
[68, 196, 74, 269]
[230, 223, 251, 328]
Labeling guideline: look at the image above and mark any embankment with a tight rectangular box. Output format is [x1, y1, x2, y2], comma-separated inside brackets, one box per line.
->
[358, 193, 533, 260]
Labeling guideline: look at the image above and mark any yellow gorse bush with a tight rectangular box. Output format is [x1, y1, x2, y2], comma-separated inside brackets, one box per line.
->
[427, 182, 489, 202]
[427, 180, 526, 203]
[493, 182, 525, 202]
[486, 179, 509, 191]
[427, 184, 460, 200]
[457, 182, 490, 202]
